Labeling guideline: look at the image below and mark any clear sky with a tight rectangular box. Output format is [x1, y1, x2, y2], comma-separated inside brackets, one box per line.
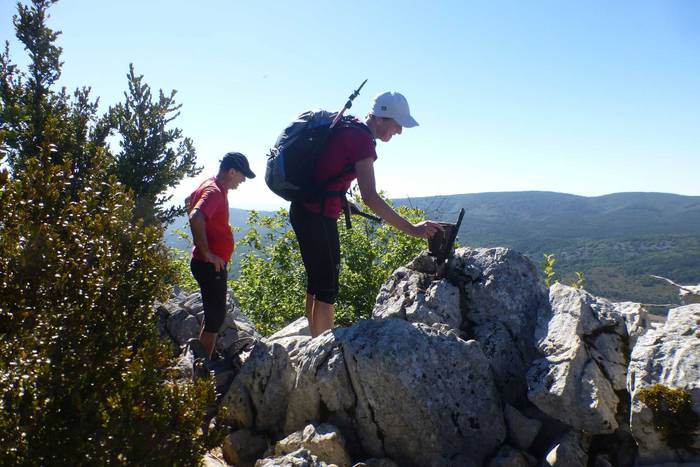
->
[2, 0, 698, 210]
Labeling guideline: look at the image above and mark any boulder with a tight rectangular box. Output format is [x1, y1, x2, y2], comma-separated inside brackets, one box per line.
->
[543, 430, 590, 467]
[269, 424, 351, 467]
[487, 444, 535, 467]
[352, 459, 399, 467]
[265, 317, 312, 367]
[527, 283, 627, 433]
[220, 341, 296, 434]
[156, 289, 260, 358]
[255, 448, 331, 467]
[372, 267, 462, 331]
[628, 304, 700, 464]
[285, 319, 505, 467]
[455, 247, 548, 404]
[222, 429, 268, 467]
[503, 404, 542, 450]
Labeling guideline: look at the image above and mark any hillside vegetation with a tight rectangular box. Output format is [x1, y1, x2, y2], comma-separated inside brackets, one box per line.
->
[394, 191, 700, 306]
[166, 192, 699, 307]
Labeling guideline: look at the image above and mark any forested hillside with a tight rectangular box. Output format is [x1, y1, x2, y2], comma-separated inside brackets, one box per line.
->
[394, 191, 700, 306]
[166, 192, 700, 307]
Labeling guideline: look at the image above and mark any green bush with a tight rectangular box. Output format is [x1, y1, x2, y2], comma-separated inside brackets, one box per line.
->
[232, 198, 427, 335]
[0, 159, 215, 465]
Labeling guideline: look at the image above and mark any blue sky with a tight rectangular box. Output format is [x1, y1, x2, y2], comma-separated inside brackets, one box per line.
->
[2, 0, 698, 210]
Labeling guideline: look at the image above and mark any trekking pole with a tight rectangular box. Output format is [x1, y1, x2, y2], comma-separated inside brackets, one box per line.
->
[329, 79, 368, 129]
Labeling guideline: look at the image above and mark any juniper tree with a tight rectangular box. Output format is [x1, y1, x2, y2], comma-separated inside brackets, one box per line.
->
[0, 1, 216, 463]
[108, 64, 202, 226]
[0, 0, 108, 190]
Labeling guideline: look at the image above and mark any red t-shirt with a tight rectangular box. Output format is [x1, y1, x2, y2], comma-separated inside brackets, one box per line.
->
[302, 125, 377, 219]
[189, 177, 234, 263]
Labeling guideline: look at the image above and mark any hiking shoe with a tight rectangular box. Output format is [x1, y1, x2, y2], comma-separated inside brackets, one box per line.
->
[185, 338, 210, 382]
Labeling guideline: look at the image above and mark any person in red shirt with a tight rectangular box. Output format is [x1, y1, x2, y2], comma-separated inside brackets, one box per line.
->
[188, 152, 255, 358]
[290, 91, 443, 337]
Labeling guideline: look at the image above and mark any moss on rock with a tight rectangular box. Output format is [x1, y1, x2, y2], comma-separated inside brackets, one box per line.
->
[638, 384, 699, 449]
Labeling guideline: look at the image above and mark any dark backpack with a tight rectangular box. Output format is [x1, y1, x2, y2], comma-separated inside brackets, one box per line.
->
[265, 109, 372, 202]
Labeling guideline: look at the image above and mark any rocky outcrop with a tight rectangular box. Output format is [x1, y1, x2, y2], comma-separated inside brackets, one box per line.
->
[374, 248, 548, 405]
[527, 283, 629, 433]
[267, 424, 352, 467]
[156, 287, 260, 358]
[161, 247, 687, 466]
[628, 304, 700, 464]
[223, 318, 505, 467]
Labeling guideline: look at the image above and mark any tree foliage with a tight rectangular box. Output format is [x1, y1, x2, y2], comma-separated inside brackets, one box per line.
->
[232, 197, 428, 335]
[0, 1, 213, 463]
[108, 64, 202, 225]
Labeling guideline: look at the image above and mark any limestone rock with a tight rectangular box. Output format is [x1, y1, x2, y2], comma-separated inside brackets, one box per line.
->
[456, 247, 547, 404]
[222, 429, 268, 467]
[255, 448, 331, 467]
[286, 319, 505, 467]
[157, 289, 260, 358]
[372, 267, 462, 330]
[270, 424, 351, 467]
[504, 404, 542, 450]
[527, 284, 626, 433]
[352, 459, 399, 467]
[628, 304, 700, 464]
[220, 341, 296, 434]
[487, 444, 534, 467]
[543, 430, 590, 467]
[265, 317, 312, 367]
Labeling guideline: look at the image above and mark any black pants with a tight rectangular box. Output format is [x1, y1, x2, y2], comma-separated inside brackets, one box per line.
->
[190, 259, 228, 333]
[290, 202, 340, 304]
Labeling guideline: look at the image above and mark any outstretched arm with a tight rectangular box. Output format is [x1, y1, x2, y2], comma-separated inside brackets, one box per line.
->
[355, 158, 442, 239]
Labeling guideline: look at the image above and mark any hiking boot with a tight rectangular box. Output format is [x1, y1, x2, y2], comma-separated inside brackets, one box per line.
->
[185, 338, 210, 382]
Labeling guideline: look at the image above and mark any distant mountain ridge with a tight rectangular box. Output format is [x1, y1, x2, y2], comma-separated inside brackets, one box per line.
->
[394, 191, 700, 305]
[165, 191, 700, 306]
[393, 191, 700, 242]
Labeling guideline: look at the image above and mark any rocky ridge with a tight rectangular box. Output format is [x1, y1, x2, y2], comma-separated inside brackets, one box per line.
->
[158, 247, 700, 466]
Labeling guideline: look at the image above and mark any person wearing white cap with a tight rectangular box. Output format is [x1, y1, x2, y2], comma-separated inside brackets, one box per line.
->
[291, 91, 443, 337]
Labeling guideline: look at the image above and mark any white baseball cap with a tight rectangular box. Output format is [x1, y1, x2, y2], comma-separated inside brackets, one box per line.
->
[370, 91, 419, 128]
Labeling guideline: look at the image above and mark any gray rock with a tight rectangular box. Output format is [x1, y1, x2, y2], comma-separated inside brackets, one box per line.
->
[628, 304, 700, 464]
[265, 317, 312, 367]
[352, 459, 399, 467]
[527, 284, 626, 434]
[504, 404, 542, 450]
[615, 301, 654, 349]
[455, 247, 547, 404]
[222, 429, 268, 467]
[543, 430, 590, 467]
[487, 444, 534, 467]
[270, 424, 351, 467]
[157, 289, 261, 358]
[255, 448, 331, 467]
[202, 450, 228, 467]
[221, 341, 296, 434]
[286, 319, 505, 467]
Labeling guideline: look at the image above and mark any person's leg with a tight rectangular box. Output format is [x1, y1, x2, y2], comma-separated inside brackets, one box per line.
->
[291, 203, 318, 333]
[310, 216, 340, 337]
[290, 203, 340, 337]
[310, 299, 334, 337]
[191, 258, 227, 359]
[198, 329, 217, 358]
[305, 293, 315, 335]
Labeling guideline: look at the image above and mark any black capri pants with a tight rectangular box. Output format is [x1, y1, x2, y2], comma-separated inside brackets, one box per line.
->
[290, 202, 341, 304]
[190, 258, 228, 333]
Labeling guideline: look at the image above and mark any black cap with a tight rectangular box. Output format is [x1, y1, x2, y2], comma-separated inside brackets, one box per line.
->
[220, 152, 256, 178]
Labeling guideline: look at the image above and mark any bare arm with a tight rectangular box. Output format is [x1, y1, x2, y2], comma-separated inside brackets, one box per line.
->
[355, 158, 442, 239]
[189, 209, 225, 271]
